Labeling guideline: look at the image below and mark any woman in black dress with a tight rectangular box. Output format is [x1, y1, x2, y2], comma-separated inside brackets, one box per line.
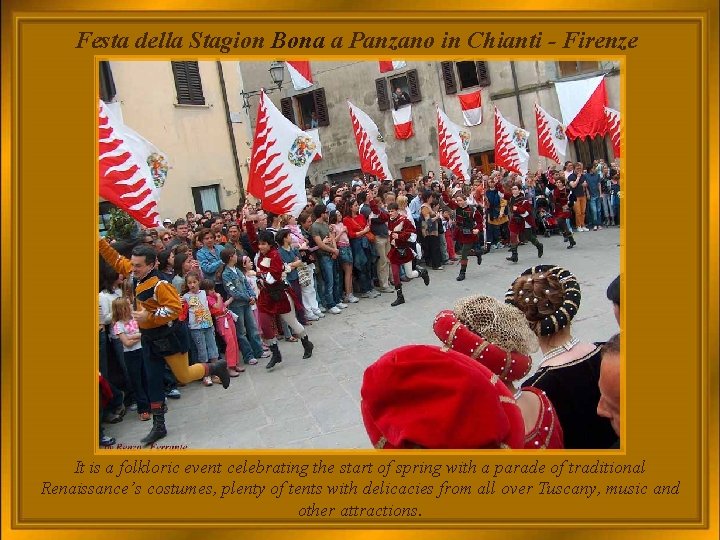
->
[505, 264, 618, 449]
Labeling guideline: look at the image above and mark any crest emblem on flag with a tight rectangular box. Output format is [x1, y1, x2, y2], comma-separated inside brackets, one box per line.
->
[287, 135, 317, 167]
[554, 125, 566, 140]
[147, 153, 169, 188]
[512, 129, 529, 150]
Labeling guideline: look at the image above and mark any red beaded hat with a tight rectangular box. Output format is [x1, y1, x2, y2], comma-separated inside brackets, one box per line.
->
[360, 344, 525, 449]
[432, 310, 533, 383]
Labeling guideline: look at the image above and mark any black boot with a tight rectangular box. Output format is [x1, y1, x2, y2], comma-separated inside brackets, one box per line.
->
[506, 247, 518, 263]
[456, 266, 467, 281]
[476, 250, 483, 265]
[266, 343, 282, 370]
[418, 266, 430, 286]
[209, 359, 231, 389]
[536, 242, 544, 258]
[567, 234, 576, 249]
[140, 413, 167, 446]
[301, 335, 314, 359]
[390, 285, 405, 307]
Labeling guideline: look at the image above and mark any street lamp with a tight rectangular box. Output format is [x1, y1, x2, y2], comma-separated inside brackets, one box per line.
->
[240, 61, 286, 111]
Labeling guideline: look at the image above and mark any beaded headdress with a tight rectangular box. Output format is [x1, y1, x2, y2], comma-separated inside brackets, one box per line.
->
[505, 265, 581, 337]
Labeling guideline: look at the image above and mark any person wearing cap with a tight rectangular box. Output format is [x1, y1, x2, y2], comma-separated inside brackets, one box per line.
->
[442, 187, 484, 281]
[506, 184, 544, 263]
[432, 296, 564, 449]
[505, 265, 618, 449]
[98, 237, 231, 446]
[361, 344, 526, 449]
[386, 202, 430, 307]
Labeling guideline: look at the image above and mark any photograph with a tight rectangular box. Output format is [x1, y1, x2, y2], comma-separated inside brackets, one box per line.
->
[98, 59, 621, 450]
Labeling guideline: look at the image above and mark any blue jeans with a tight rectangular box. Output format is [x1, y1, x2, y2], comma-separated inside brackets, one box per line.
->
[230, 302, 264, 362]
[589, 196, 602, 227]
[317, 255, 337, 309]
[190, 327, 219, 362]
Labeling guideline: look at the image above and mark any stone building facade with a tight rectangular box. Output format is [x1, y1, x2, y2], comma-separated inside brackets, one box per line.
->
[239, 60, 620, 186]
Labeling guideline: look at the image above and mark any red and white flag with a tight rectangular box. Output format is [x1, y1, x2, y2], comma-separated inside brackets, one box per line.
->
[348, 101, 393, 180]
[494, 106, 529, 176]
[379, 61, 406, 73]
[286, 61, 313, 90]
[306, 128, 323, 161]
[534, 103, 568, 163]
[458, 90, 482, 126]
[605, 106, 621, 157]
[392, 104, 414, 139]
[247, 91, 318, 217]
[437, 106, 471, 181]
[554, 75, 608, 140]
[98, 100, 169, 227]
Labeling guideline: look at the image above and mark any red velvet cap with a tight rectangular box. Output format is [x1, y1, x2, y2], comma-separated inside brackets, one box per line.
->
[361, 344, 525, 449]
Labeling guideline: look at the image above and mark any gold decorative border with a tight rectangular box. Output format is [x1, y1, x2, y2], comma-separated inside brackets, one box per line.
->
[2, 1, 717, 537]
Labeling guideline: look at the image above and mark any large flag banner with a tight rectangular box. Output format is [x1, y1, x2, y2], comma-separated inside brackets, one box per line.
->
[534, 103, 568, 163]
[348, 101, 393, 180]
[392, 104, 414, 139]
[554, 75, 608, 140]
[286, 61, 313, 90]
[494, 106, 530, 176]
[98, 100, 169, 227]
[437, 106, 471, 180]
[379, 60, 406, 73]
[306, 128, 323, 161]
[458, 90, 482, 126]
[605, 106, 621, 157]
[247, 91, 318, 217]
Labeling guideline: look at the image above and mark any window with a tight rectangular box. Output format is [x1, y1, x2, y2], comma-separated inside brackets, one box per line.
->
[99, 61, 116, 102]
[441, 61, 491, 95]
[573, 135, 610, 167]
[375, 69, 421, 111]
[98, 201, 115, 237]
[469, 150, 495, 175]
[558, 61, 600, 78]
[191, 184, 221, 214]
[280, 88, 329, 129]
[171, 61, 205, 105]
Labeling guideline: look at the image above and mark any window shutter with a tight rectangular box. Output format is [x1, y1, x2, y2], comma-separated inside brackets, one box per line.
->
[375, 78, 390, 111]
[476, 61, 491, 87]
[313, 88, 329, 127]
[171, 61, 205, 105]
[441, 61, 457, 94]
[280, 97, 295, 124]
[407, 69, 422, 103]
[99, 61, 116, 102]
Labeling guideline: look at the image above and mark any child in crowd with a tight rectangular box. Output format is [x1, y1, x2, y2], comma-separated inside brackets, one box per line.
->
[221, 248, 268, 366]
[182, 272, 219, 386]
[441, 209, 457, 261]
[203, 279, 242, 376]
[110, 297, 151, 421]
[328, 210, 358, 304]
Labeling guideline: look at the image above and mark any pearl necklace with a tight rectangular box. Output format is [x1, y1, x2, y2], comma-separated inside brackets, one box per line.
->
[541, 336, 580, 363]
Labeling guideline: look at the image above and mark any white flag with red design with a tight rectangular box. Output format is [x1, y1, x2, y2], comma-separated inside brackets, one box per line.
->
[554, 75, 608, 140]
[458, 90, 482, 126]
[534, 103, 568, 163]
[392, 105, 414, 139]
[98, 100, 169, 227]
[437, 106, 471, 180]
[379, 61, 406, 73]
[247, 91, 318, 217]
[286, 61, 313, 90]
[604, 106, 621, 157]
[494, 106, 529, 176]
[306, 128, 323, 161]
[348, 100, 392, 180]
